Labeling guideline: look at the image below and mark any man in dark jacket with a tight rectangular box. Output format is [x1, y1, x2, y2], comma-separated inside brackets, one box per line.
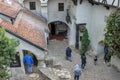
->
[66, 46, 72, 62]
[81, 54, 86, 69]
[104, 45, 108, 63]
[23, 53, 33, 74]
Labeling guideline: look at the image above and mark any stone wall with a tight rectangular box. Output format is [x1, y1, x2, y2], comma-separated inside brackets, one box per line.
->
[111, 56, 120, 72]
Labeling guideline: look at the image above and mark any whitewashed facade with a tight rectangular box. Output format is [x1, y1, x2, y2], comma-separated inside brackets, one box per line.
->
[6, 32, 45, 76]
[75, 0, 117, 54]
[21, 0, 118, 55]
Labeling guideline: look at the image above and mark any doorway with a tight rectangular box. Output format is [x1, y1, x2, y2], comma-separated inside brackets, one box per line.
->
[48, 21, 69, 41]
[75, 23, 86, 49]
[23, 50, 38, 73]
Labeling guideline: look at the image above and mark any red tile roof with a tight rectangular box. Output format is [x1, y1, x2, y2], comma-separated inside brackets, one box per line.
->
[0, 0, 22, 18]
[0, 0, 48, 50]
[0, 16, 46, 49]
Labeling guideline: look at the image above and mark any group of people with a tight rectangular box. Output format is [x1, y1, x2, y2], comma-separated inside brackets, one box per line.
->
[23, 45, 108, 80]
[65, 46, 86, 80]
[66, 45, 109, 80]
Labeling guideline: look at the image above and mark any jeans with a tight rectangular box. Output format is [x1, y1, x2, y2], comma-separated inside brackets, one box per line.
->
[66, 56, 72, 62]
[26, 65, 32, 74]
[94, 61, 97, 65]
[81, 63, 85, 69]
[74, 75, 79, 80]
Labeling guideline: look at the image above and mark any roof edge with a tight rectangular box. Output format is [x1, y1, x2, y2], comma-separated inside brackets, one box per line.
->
[0, 26, 47, 51]
[0, 13, 15, 19]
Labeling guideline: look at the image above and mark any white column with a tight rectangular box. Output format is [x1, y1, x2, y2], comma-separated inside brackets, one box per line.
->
[40, 0, 48, 20]
[68, 20, 76, 47]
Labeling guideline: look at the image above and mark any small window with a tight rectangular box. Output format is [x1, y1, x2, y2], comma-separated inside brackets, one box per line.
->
[29, 2, 36, 10]
[10, 52, 21, 67]
[58, 3, 64, 11]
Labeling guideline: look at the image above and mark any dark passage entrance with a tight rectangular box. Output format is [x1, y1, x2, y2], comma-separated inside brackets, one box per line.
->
[51, 23, 56, 35]
[48, 21, 69, 41]
[23, 50, 38, 73]
[75, 23, 86, 49]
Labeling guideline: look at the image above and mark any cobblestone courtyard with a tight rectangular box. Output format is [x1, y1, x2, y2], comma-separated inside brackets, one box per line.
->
[47, 39, 120, 80]
[10, 39, 120, 80]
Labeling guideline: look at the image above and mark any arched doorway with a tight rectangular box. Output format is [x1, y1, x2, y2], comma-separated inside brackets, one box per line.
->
[48, 21, 69, 41]
[23, 50, 38, 73]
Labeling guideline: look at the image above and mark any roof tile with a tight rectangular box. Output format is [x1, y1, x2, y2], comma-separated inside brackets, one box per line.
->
[0, 0, 22, 18]
[0, 18, 46, 49]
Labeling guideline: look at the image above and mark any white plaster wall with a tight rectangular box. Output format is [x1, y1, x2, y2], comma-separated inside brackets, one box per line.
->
[75, 0, 117, 54]
[69, 20, 76, 46]
[23, 0, 41, 14]
[41, 6, 48, 19]
[47, 0, 68, 23]
[74, 0, 92, 47]
[6, 32, 45, 60]
[90, 5, 116, 54]
[6, 32, 45, 76]
[48, 0, 74, 46]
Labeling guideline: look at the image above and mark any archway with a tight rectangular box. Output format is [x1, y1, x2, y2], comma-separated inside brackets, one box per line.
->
[23, 50, 38, 73]
[48, 21, 69, 41]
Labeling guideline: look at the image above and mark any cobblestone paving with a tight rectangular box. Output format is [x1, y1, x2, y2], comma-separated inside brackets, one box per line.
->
[47, 39, 120, 80]
[10, 39, 120, 80]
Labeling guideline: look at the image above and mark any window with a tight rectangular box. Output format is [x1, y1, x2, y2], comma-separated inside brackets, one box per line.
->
[10, 52, 21, 67]
[58, 3, 64, 11]
[29, 2, 36, 10]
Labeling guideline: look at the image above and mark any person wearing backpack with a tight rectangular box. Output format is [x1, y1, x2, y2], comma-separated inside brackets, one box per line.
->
[74, 64, 81, 80]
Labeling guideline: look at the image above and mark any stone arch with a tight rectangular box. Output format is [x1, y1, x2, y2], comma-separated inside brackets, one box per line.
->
[23, 50, 38, 66]
[23, 50, 39, 73]
[48, 21, 70, 41]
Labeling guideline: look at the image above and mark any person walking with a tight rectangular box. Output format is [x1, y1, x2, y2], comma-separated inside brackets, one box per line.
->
[74, 64, 81, 80]
[23, 53, 34, 74]
[104, 45, 108, 63]
[94, 55, 98, 65]
[81, 54, 86, 69]
[66, 46, 72, 62]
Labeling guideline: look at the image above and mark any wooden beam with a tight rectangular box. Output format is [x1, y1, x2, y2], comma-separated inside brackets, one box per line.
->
[118, 0, 119, 7]
[93, 0, 120, 8]
[112, 0, 115, 5]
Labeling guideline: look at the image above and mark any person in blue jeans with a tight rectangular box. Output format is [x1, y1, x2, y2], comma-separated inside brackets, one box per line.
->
[23, 53, 34, 74]
[74, 64, 81, 80]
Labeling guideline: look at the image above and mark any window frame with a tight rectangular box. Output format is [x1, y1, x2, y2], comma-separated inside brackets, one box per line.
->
[58, 3, 64, 11]
[29, 2, 36, 10]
